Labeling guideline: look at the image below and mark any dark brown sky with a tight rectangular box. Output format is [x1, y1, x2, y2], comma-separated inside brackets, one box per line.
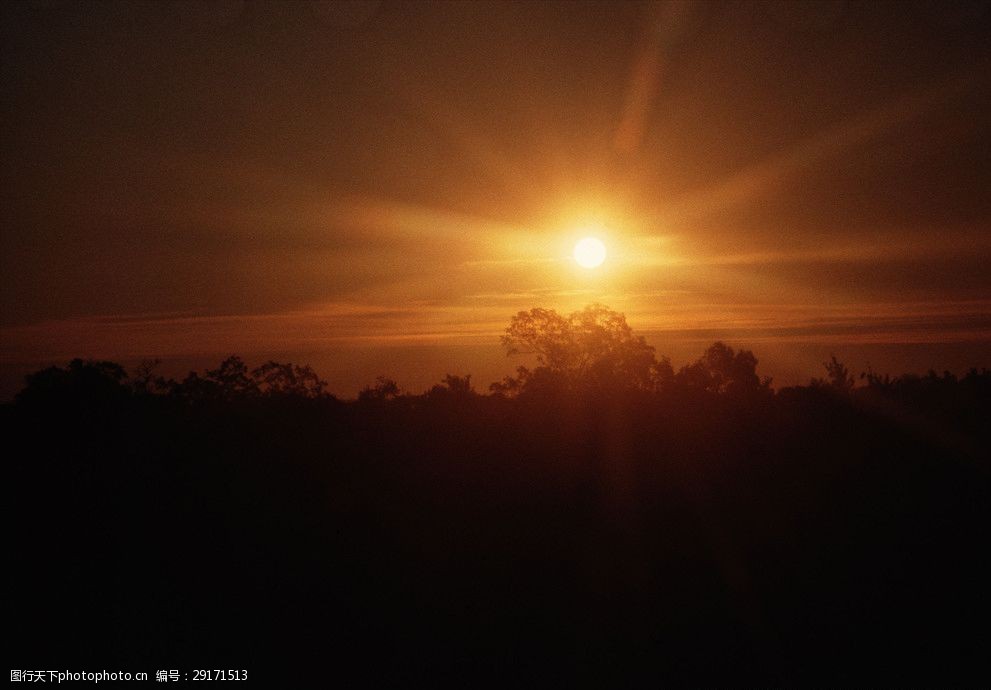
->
[2, 0, 989, 396]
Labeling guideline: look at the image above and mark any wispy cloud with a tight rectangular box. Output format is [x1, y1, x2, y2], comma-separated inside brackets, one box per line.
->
[3, 297, 988, 367]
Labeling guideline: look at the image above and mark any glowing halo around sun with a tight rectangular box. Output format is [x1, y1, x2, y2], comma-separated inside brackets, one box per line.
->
[573, 237, 607, 268]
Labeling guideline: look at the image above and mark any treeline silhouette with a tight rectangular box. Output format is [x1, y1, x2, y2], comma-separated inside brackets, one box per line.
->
[8, 306, 989, 683]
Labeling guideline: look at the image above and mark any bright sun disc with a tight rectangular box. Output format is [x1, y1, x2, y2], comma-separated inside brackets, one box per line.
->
[574, 237, 607, 268]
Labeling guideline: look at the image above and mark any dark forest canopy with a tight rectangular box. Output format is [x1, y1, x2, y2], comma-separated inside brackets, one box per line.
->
[8, 305, 990, 684]
[14, 304, 987, 407]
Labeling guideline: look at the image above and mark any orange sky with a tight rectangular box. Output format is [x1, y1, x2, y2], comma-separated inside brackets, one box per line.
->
[1, 1, 989, 397]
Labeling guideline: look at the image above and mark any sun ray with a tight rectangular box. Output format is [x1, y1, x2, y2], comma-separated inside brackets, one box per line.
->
[654, 69, 983, 228]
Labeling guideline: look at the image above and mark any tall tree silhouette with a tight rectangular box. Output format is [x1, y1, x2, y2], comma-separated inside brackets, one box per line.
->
[252, 361, 328, 398]
[501, 304, 658, 391]
[675, 341, 771, 394]
[16, 358, 128, 407]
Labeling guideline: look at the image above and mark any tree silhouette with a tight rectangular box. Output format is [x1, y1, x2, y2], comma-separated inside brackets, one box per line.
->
[9, 312, 990, 684]
[675, 341, 771, 394]
[16, 358, 128, 406]
[811, 355, 855, 392]
[129, 359, 172, 396]
[358, 375, 402, 402]
[861, 364, 893, 391]
[501, 304, 658, 391]
[489, 365, 532, 398]
[206, 355, 258, 398]
[252, 361, 327, 399]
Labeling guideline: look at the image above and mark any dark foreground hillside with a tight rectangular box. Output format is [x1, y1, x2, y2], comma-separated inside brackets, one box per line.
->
[8, 360, 990, 684]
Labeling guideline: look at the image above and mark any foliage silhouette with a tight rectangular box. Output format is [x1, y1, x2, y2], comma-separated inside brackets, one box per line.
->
[252, 360, 327, 398]
[674, 341, 772, 395]
[812, 354, 856, 392]
[7, 306, 990, 684]
[427, 374, 475, 401]
[501, 304, 659, 392]
[16, 358, 128, 407]
[358, 375, 402, 403]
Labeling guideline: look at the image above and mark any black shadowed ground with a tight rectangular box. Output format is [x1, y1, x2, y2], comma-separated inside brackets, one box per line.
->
[9, 307, 989, 684]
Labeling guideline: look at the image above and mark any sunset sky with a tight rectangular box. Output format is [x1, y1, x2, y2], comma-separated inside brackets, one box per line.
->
[2, 0, 989, 397]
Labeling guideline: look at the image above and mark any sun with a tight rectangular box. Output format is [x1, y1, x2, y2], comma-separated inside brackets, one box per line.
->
[574, 237, 607, 268]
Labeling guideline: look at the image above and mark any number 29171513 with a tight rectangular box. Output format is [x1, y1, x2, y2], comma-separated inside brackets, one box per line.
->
[192, 669, 247, 681]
